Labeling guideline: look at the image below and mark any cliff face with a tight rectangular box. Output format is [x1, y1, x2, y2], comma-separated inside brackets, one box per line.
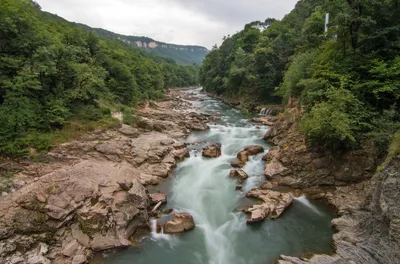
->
[278, 156, 400, 264]
[263, 104, 400, 264]
[263, 105, 377, 188]
[76, 24, 209, 65]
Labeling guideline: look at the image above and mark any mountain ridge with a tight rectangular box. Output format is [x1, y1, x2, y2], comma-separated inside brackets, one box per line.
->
[74, 23, 209, 65]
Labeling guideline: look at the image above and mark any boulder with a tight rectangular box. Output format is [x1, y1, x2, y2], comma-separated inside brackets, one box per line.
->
[229, 170, 249, 184]
[244, 145, 265, 155]
[237, 151, 249, 162]
[164, 213, 195, 234]
[202, 144, 222, 158]
[231, 161, 245, 168]
[150, 193, 167, 205]
[244, 189, 293, 223]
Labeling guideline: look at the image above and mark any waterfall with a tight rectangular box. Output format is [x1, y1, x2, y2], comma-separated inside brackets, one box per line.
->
[259, 107, 279, 116]
[292, 195, 323, 215]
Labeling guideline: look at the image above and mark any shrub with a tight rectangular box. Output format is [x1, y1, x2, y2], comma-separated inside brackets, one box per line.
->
[302, 88, 360, 149]
[121, 107, 136, 125]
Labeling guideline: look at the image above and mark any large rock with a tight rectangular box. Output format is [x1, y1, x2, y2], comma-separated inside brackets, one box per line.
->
[202, 144, 222, 158]
[237, 151, 249, 162]
[244, 189, 293, 223]
[244, 145, 264, 155]
[229, 170, 249, 184]
[231, 161, 245, 168]
[236, 145, 265, 163]
[163, 213, 195, 234]
[0, 161, 150, 263]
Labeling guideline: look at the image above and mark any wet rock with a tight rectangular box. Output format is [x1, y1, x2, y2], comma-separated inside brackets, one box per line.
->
[244, 189, 293, 223]
[244, 145, 264, 155]
[164, 213, 195, 234]
[202, 144, 222, 158]
[150, 193, 167, 205]
[236, 185, 243, 191]
[236, 146, 264, 164]
[229, 170, 249, 184]
[231, 161, 245, 168]
[171, 148, 190, 162]
[190, 123, 210, 131]
[250, 116, 277, 126]
[237, 151, 249, 162]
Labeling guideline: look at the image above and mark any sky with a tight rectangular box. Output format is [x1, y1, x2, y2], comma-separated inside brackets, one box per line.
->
[36, 0, 298, 49]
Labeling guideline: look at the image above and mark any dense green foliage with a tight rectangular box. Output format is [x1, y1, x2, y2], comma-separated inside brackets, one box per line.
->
[76, 24, 209, 66]
[200, 0, 400, 153]
[0, 0, 198, 155]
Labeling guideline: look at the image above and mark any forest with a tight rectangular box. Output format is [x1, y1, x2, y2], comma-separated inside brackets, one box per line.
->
[200, 0, 400, 154]
[0, 0, 198, 155]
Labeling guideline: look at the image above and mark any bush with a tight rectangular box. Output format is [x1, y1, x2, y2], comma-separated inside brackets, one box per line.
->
[302, 88, 360, 150]
[121, 107, 136, 125]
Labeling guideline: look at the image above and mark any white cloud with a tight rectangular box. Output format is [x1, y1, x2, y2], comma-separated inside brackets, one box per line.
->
[36, 0, 298, 48]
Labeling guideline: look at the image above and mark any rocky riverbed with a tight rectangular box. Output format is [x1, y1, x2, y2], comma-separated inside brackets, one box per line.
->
[0, 89, 217, 264]
[253, 102, 400, 264]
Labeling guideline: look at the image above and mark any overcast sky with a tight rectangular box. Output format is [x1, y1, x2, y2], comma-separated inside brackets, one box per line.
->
[36, 0, 298, 49]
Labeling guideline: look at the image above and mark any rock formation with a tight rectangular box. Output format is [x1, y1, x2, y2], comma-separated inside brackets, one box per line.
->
[235, 145, 265, 163]
[243, 189, 293, 223]
[252, 103, 399, 263]
[0, 89, 212, 264]
[202, 144, 222, 158]
[229, 170, 249, 184]
[163, 213, 196, 234]
[278, 156, 400, 264]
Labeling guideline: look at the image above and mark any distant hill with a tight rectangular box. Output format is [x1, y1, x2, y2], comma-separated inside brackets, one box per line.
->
[74, 24, 209, 65]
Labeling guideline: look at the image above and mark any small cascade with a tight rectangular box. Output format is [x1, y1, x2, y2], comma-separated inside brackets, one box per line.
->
[292, 195, 323, 215]
[259, 107, 280, 116]
[150, 218, 171, 241]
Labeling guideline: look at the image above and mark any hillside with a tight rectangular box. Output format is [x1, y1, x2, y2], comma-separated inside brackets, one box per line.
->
[0, 0, 199, 155]
[200, 0, 400, 153]
[75, 24, 209, 65]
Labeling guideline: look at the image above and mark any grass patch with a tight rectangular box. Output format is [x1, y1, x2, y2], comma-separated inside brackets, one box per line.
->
[388, 131, 400, 158]
[378, 130, 400, 171]
[0, 117, 121, 157]
[121, 106, 137, 125]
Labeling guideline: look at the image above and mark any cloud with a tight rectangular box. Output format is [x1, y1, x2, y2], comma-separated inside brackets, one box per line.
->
[36, 0, 298, 48]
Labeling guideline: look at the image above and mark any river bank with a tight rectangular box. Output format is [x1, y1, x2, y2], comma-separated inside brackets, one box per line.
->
[94, 89, 335, 264]
[0, 88, 216, 264]
[256, 100, 400, 264]
[0, 88, 353, 264]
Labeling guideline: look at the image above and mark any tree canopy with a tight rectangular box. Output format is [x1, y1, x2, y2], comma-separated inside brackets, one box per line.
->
[200, 0, 400, 152]
[0, 0, 198, 155]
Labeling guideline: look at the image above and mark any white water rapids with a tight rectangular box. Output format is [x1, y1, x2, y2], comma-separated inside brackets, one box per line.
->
[99, 89, 335, 264]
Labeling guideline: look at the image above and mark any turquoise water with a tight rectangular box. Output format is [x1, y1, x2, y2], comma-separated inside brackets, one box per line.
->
[100, 89, 335, 264]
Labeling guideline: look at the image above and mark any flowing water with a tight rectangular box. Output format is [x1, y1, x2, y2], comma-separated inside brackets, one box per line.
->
[100, 89, 335, 264]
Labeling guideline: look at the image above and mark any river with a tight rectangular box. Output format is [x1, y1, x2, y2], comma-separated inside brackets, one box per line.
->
[98, 88, 335, 264]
